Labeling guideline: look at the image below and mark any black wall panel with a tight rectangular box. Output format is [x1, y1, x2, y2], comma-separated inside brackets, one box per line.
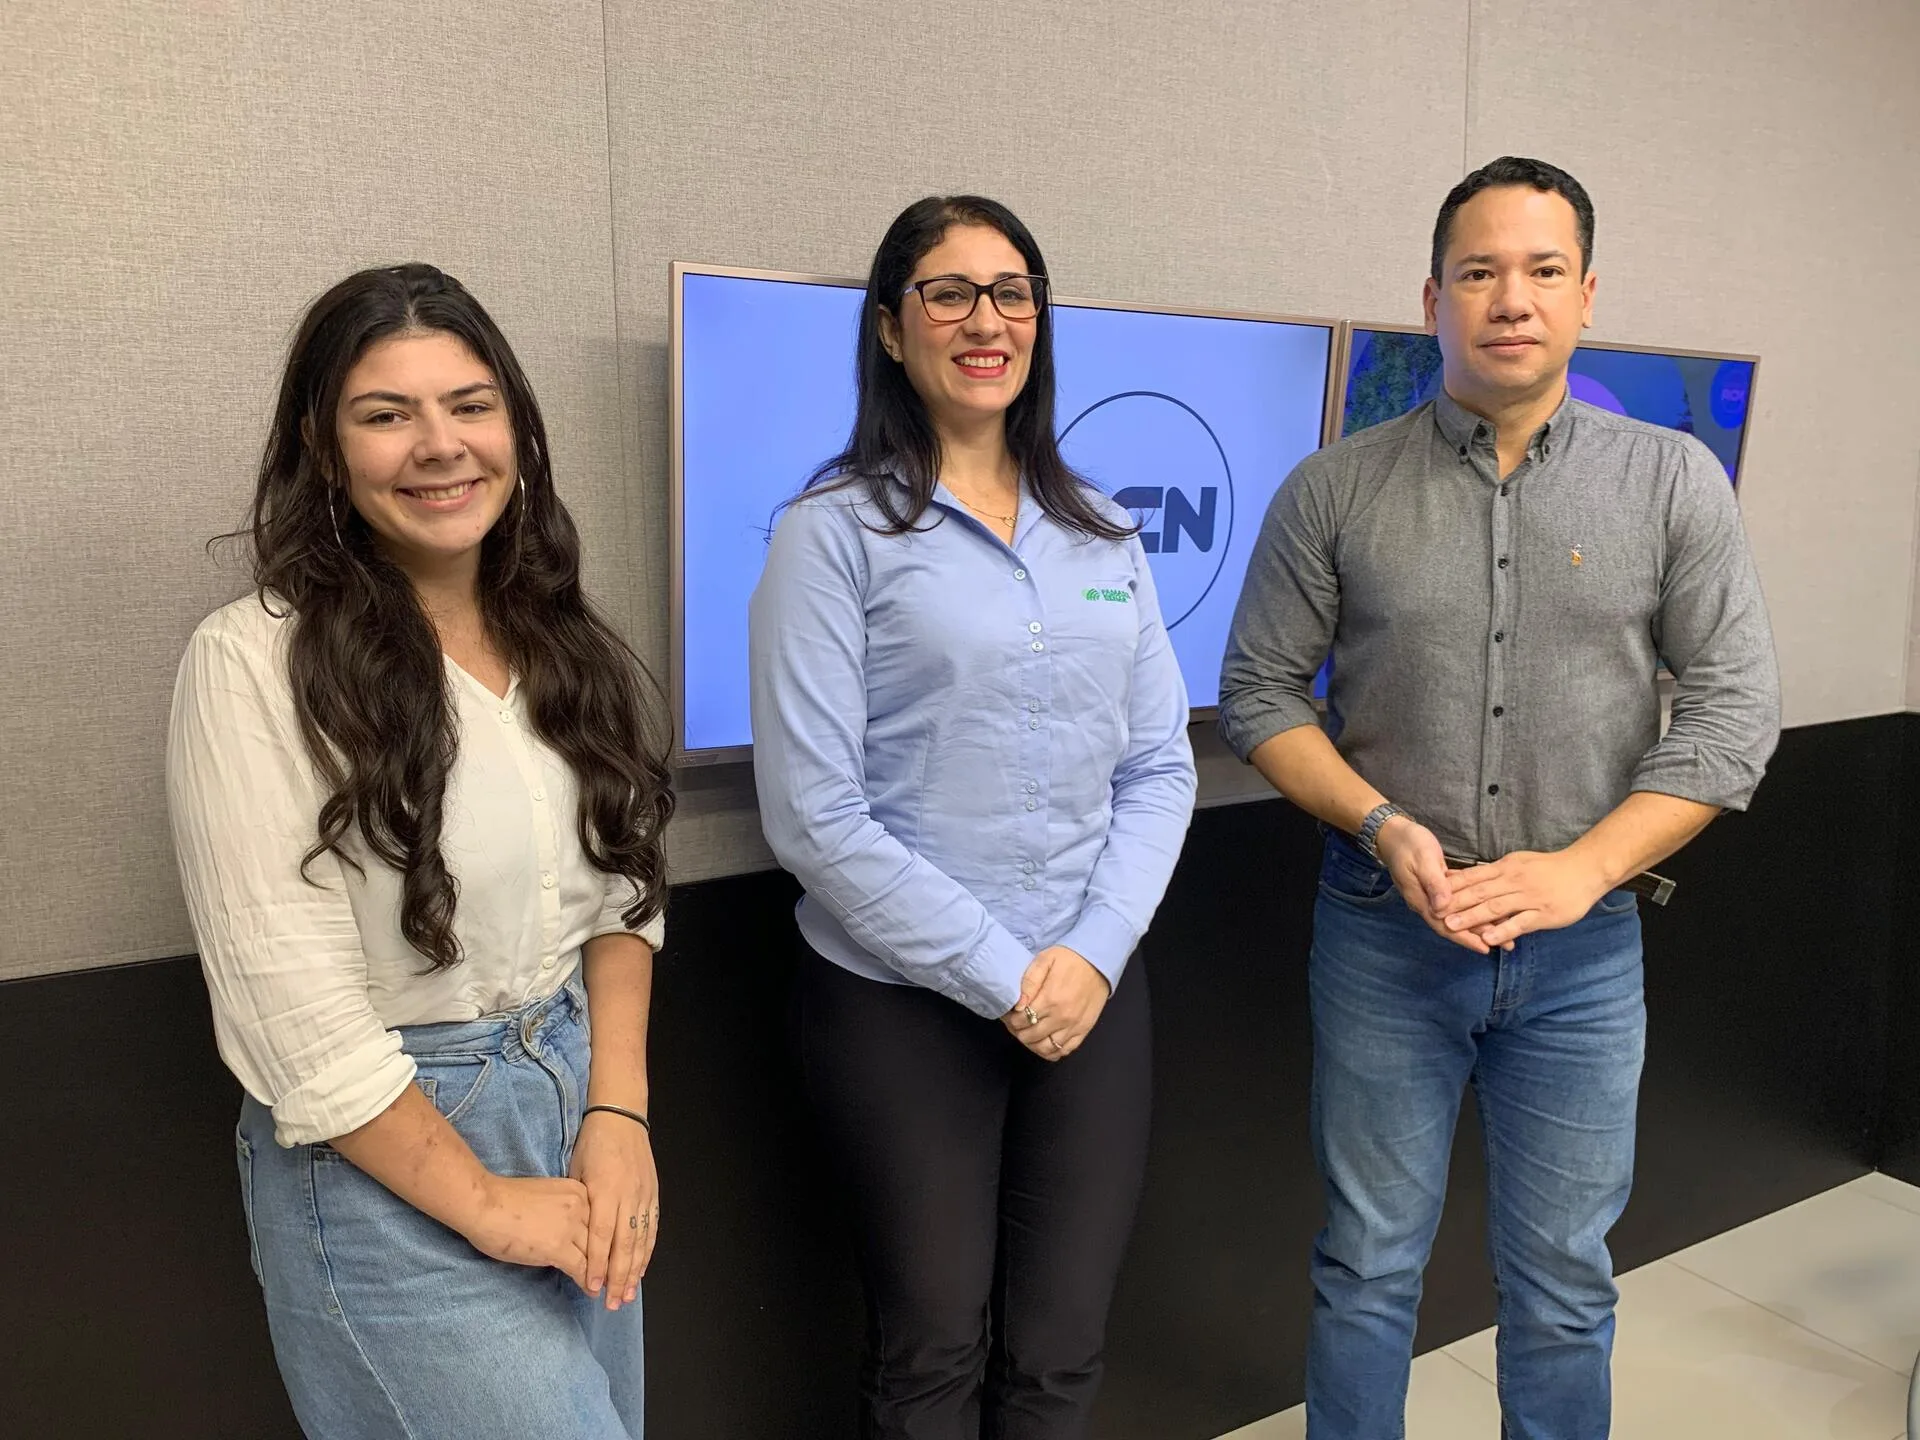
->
[1878, 712, 1920, 1185]
[1, 715, 1905, 1439]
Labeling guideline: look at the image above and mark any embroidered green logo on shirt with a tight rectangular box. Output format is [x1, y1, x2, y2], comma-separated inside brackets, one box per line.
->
[1083, 587, 1130, 603]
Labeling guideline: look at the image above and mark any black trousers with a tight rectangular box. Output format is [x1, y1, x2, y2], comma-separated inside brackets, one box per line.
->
[794, 944, 1152, 1440]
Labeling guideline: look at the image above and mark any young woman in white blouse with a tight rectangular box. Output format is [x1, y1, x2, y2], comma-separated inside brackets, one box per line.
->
[167, 264, 673, 1440]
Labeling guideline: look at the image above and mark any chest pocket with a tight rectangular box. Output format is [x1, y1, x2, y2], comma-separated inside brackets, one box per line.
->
[1522, 508, 1658, 634]
[1046, 574, 1141, 718]
[1051, 577, 1140, 643]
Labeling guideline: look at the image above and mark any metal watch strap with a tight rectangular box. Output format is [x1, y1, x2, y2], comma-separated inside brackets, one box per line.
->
[1355, 802, 1406, 861]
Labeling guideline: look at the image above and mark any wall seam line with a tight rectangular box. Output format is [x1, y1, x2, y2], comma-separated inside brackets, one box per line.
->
[1461, 0, 1475, 174]
[596, 0, 641, 646]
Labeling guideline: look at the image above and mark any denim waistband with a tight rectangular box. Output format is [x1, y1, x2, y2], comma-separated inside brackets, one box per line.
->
[1320, 825, 1379, 869]
[396, 974, 587, 1059]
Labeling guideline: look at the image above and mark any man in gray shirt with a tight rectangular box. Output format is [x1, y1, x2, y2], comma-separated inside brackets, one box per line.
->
[1219, 157, 1779, 1439]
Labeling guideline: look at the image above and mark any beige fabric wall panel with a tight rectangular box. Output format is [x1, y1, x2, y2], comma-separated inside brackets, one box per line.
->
[1466, 0, 1920, 729]
[0, 0, 625, 979]
[604, 0, 1471, 882]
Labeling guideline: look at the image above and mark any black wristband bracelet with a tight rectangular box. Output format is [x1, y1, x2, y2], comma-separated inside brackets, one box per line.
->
[582, 1103, 651, 1133]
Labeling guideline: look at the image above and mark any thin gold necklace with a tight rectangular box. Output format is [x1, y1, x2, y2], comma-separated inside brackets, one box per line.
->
[949, 486, 1019, 527]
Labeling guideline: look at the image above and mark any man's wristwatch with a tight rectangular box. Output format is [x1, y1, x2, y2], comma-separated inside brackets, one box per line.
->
[1355, 802, 1408, 862]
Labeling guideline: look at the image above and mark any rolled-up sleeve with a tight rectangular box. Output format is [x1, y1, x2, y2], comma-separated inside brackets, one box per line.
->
[590, 872, 666, 953]
[750, 500, 1033, 1019]
[166, 614, 415, 1147]
[1632, 439, 1781, 809]
[1218, 455, 1339, 760]
[1059, 539, 1196, 987]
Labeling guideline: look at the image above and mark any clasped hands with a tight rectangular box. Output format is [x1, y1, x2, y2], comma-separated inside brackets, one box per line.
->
[1375, 815, 1613, 953]
[470, 1106, 658, 1312]
[1000, 945, 1111, 1060]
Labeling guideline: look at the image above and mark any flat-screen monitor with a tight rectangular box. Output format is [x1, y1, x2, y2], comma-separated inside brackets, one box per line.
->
[1339, 325, 1757, 484]
[673, 262, 1338, 761]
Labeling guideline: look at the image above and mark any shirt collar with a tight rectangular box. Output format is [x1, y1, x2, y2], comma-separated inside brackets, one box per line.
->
[1432, 386, 1575, 461]
[886, 466, 1032, 535]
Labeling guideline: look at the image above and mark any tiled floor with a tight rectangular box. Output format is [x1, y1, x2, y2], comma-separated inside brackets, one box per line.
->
[1220, 1173, 1920, 1439]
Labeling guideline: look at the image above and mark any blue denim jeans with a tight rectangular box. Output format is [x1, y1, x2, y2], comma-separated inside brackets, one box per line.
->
[1305, 834, 1644, 1440]
[235, 977, 644, 1439]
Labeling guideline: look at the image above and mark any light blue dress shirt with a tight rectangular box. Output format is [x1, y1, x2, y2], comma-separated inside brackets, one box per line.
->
[749, 474, 1198, 1020]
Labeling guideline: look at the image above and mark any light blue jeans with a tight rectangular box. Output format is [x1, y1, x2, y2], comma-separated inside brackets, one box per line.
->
[235, 977, 644, 1439]
[1305, 834, 1645, 1440]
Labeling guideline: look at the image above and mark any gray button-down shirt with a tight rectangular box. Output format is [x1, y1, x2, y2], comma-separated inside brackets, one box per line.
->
[1218, 390, 1780, 859]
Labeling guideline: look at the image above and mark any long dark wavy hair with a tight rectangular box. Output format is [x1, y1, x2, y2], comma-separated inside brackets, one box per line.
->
[243, 263, 672, 971]
[806, 195, 1132, 541]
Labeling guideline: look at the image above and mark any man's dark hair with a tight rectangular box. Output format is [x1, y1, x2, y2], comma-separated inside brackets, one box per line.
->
[1430, 156, 1595, 282]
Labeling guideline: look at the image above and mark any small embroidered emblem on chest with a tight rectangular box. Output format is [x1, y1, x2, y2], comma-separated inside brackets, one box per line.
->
[1084, 587, 1130, 603]
[1570, 546, 1584, 567]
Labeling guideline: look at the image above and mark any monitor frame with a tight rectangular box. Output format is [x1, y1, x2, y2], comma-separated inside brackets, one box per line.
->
[669, 259, 1342, 766]
[1331, 320, 1761, 501]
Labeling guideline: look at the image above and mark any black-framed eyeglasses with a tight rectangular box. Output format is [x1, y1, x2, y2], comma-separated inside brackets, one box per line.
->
[901, 274, 1048, 324]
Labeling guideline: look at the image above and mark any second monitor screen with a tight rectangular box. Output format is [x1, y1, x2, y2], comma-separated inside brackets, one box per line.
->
[1342, 327, 1755, 483]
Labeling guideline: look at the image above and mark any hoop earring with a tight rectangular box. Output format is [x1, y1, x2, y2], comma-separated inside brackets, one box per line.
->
[328, 487, 346, 550]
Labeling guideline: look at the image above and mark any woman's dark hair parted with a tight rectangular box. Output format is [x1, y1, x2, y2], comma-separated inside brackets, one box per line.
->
[1430, 155, 1596, 280]
[241, 263, 673, 971]
[805, 194, 1133, 542]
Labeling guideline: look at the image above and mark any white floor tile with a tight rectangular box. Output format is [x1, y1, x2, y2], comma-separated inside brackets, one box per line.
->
[1447, 1260, 1906, 1439]
[1665, 1181, 1920, 1373]
[1215, 1350, 1501, 1440]
[1218, 1181, 1920, 1440]
[1860, 1170, 1920, 1219]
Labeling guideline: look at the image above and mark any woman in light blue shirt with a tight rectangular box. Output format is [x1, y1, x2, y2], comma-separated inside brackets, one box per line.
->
[750, 196, 1197, 1439]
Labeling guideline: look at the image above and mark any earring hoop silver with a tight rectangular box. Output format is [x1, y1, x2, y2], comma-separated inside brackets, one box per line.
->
[328, 488, 346, 550]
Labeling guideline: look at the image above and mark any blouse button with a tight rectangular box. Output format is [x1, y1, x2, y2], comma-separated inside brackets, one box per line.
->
[1029, 718, 1041, 729]
[1031, 640, 1045, 653]
[1024, 799, 1037, 812]
[499, 709, 514, 725]
[541, 872, 556, 890]
[541, 955, 556, 970]
[1013, 569, 1027, 581]
[1028, 621, 1043, 634]
[532, 788, 545, 801]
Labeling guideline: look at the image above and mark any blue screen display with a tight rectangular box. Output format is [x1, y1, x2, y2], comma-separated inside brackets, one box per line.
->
[678, 270, 1333, 754]
[1342, 328, 1754, 483]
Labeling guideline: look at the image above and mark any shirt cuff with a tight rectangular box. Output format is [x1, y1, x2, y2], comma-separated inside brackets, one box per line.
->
[267, 1040, 417, 1148]
[589, 912, 666, 953]
[940, 926, 1033, 1020]
[1057, 904, 1140, 992]
[591, 882, 666, 953]
[1219, 694, 1321, 763]
[1628, 743, 1767, 813]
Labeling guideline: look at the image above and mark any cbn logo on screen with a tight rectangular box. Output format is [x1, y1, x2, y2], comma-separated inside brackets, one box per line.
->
[1109, 485, 1216, 555]
[1057, 391, 1235, 631]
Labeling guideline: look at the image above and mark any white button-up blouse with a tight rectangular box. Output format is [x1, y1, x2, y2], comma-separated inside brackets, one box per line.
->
[166, 596, 665, 1147]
